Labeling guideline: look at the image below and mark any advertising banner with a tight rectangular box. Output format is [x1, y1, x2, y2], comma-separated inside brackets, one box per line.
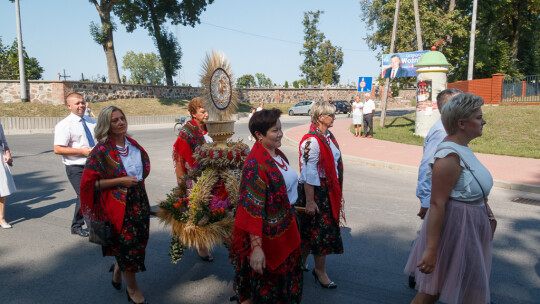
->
[381, 51, 428, 79]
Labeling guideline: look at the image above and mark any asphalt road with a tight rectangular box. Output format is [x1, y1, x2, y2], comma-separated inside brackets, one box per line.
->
[1, 114, 539, 304]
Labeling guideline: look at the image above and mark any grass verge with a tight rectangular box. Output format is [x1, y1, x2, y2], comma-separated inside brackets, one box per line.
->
[349, 105, 540, 159]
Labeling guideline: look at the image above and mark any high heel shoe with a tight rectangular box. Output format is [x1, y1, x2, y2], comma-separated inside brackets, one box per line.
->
[109, 263, 121, 290]
[126, 290, 149, 304]
[312, 270, 337, 289]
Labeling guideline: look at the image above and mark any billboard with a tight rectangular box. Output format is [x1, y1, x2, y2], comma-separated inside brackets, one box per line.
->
[381, 51, 428, 79]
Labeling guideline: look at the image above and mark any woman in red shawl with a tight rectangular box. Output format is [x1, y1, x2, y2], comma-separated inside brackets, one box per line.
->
[297, 101, 344, 289]
[80, 106, 151, 304]
[172, 97, 214, 261]
[231, 109, 303, 304]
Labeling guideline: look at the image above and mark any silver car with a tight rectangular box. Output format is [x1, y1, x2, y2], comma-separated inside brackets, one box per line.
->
[288, 100, 315, 116]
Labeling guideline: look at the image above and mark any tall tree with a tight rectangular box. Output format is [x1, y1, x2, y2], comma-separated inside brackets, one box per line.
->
[255, 73, 272, 87]
[299, 11, 343, 85]
[122, 51, 164, 84]
[0, 38, 43, 80]
[89, 0, 121, 83]
[114, 0, 214, 86]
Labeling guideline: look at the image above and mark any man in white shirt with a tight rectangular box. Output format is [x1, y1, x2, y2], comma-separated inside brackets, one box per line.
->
[54, 93, 97, 237]
[409, 88, 461, 289]
[256, 102, 264, 112]
[362, 93, 376, 138]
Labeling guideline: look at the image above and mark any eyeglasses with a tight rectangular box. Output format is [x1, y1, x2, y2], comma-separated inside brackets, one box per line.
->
[322, 113, 335, 118]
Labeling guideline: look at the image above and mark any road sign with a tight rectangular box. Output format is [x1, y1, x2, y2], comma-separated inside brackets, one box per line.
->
[358, 77, 372, 92]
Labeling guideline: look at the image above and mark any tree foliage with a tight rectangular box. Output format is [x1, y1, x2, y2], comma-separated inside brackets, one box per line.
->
[114, 0, 214, 86]
[299, 11, 343, 85]
[122, 51, 164, 85]
[360, 0, 540, 81]
[236, 74, 256, 88]
[0, 38, 43, 80]
[255, 73, 272, 87]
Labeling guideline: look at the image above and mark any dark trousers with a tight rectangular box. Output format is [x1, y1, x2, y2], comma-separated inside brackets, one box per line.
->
[363, 113, 374, 136]
[65, 165, 86, 230]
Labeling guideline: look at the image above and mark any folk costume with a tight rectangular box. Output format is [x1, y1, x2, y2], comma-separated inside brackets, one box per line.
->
[297, 123, 345, 256]
[173, 119, 212, 171]
[231, 142, 303, 303]
[80, 137, 151, 273]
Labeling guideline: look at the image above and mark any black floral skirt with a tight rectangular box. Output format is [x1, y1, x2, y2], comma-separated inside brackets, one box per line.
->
[234, 246, 303, 304]
[103, 183, 150, 273]
[296, 182, 344, 256]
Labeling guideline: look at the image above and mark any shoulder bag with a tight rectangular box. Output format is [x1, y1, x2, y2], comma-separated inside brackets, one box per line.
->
[89, 180, 114, 246]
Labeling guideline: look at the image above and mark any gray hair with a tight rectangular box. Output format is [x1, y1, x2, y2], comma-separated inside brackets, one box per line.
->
[94, 106, 127, 142]
[441, 93, 484, 135]
[436, 88, 462, 110]
[311, 101, 336, 124]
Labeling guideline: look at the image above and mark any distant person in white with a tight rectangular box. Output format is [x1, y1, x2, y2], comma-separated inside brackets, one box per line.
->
[362, 93, 376, 138]
[256, 102, 264, 112]
[54, 92, 97, 237]
[415, 88, 462, 219]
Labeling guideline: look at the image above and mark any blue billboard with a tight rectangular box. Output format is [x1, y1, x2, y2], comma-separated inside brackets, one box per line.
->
[381, 51, 428, 79]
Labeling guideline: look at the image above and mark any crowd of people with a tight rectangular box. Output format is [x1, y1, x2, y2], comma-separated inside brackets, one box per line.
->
[0, 90, 496, 304]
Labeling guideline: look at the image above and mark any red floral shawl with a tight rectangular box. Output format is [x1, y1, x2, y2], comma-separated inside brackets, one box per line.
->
[172, 119, 207, 170]
[80, 136, 150, 234]
[232, 142, 301, 271]
[299, 123, 344, 223]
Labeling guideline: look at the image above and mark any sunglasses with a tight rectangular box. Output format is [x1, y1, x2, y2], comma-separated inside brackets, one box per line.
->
[322, 113, 335, 118]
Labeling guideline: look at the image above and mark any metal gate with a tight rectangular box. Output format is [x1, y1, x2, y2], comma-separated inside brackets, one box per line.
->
[502, 75, 540, 103]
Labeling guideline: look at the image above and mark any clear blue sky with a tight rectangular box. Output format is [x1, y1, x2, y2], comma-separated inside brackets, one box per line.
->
[0, 0, 381, 86]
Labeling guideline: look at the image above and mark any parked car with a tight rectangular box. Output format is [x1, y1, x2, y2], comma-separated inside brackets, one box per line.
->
[288, 100, 315, 116]
[333, 100, 351, 114]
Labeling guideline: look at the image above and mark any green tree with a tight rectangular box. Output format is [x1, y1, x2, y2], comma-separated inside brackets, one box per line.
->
[89, 0, 121, 83]
[122, 51, 164, 85]
[0, 38, 43, 80]
[360, 0, 540, 81]
[255, 73, 272, 87]
[114, 0, 214, 86]
[299, 11, 343, 85]
[236, 74, 256, 88]
[292, 80, 299, 88]
[284, 81, 289, 88]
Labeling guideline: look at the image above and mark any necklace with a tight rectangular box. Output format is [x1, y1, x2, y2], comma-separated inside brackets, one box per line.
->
[273, 156, 288, 171]
[117, 145, 129, 157]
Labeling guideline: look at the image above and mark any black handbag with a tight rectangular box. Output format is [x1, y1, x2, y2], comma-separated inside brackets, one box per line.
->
[89, 181, 114, 246]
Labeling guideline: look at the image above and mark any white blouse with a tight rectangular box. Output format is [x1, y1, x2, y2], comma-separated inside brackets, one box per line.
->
[273, 155, 299, 205]
[117, 139, 143, 181]
[352, 102, 364, 116]
[299, 133, 341, 186]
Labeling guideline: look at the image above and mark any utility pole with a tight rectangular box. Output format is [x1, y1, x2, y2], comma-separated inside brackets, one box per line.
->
[467, 0, 478, 80]
[379, 0, 400, 127]
[15, 0, 29, 101]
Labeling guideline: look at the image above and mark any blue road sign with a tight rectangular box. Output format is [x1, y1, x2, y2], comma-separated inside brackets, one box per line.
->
[358, 77, 372, 92]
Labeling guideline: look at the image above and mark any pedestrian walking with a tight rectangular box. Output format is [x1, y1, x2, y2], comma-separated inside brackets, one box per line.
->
[352, 96, 364, 137]
[362, 93, 375, 138]
[230, 109, 303, 303]
[0, 123, 16, 229]
[53, 92, 96, 237]
[80, 106, 151, 304]
[404, 93, 495, 304]
[296, 101, 344, 289]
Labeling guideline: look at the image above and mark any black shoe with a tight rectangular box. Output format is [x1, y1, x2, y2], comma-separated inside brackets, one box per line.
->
[71, 228, 89, 237]
[109, 263, 121, 290]
[301, 263, 309, 272]
[408, 275, 416, 289]
[127, 290, 148, 304]
[198, 255, 214, 262]
[312, 270, 337, 289]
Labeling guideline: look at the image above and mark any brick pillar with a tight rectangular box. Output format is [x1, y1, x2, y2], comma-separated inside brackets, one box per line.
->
[491, 73, 505, 105]
[51, 82, 66, 105]
[274, 89, 280, 103]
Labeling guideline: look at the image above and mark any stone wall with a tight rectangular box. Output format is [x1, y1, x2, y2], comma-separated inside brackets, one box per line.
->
[0, 80, 413, 108]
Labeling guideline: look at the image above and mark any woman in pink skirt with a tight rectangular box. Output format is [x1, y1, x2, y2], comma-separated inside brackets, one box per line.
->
[404, 93, 495, 304]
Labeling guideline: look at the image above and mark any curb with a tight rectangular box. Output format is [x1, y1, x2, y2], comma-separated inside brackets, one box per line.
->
[283, 130, 540, 195]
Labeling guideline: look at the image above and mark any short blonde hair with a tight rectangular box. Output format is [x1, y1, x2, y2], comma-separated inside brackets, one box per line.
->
[95, 106, 127, 142]
[441, 93, 484, 135]
[311, 101, 336, 124]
